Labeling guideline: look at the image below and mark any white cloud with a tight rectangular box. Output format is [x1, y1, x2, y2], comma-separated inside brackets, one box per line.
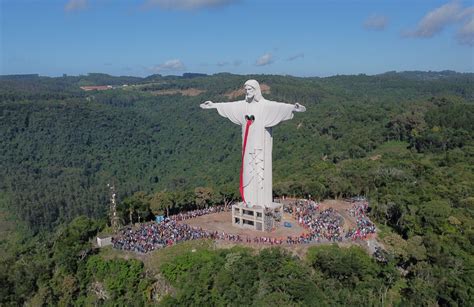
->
[142, 0, 235, 10]
[65, 0, 88, 12]
[286, 53, 304, 61]
[405, 1, 462, 37]
[363, 14, 389, 31]
[457, 17, 474, 45]
[255, 53, 273, 66]
[149, 59, 185, 72]
[217, 61, 229, 67]
[403, 1, 474, 46]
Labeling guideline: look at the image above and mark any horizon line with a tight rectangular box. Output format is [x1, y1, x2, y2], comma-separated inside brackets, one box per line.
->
[1, 69, 472, 80]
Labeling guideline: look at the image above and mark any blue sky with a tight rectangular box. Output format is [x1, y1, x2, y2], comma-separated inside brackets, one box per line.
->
[1, 0, 473, 77]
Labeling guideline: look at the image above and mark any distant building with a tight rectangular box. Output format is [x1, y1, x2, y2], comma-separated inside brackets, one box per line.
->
[96, 236, 112, 247]
[80, 85, 112, 91]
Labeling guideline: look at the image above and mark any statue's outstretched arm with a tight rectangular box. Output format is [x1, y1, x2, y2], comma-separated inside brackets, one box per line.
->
[200, 101, 216, 109]
[200, 100, 243, 125]
[294, 103, 306, 112]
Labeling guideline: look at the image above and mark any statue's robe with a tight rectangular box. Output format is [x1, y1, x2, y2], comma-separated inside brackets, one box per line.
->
[214, 99, 296, 208]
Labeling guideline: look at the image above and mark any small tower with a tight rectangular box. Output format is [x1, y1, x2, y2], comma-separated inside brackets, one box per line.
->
[108, 183, 120, 232]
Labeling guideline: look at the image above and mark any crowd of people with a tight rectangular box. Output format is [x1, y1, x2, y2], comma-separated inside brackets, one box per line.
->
[170, 205, 230, 222]
[286, 200, 344, 243]
[111, 199, 377, 254]
[345, 201, 376, 240]
[305, 208, 344, 242]
[112, 218, 293, 253]
[112, 219, 245, 253]
[284, 199, 319, 216]
[347, 200, 368, 217]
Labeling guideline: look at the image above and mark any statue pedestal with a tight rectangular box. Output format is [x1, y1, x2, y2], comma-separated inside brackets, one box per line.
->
[232, 202, 283, 232]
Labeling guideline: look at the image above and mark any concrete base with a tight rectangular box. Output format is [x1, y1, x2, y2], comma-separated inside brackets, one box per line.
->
[96, 236, 112, 247]
[232, 202, 283, 232]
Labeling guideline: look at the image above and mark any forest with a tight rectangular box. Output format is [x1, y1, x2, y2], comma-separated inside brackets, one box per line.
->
[0, 71, 473, 305]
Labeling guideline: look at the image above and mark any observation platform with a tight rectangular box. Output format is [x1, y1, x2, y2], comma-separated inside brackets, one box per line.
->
[232, 202, 283, 232]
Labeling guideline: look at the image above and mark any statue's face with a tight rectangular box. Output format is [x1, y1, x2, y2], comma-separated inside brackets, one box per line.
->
[245, 85, 256, 101]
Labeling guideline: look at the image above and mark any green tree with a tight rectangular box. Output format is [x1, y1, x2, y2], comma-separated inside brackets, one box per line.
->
[194, 187, 214, 209]
[150, 191, 173, 216]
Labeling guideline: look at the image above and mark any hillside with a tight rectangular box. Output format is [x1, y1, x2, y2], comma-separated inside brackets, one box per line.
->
[1, 72, 472, 230]
[0, 72, 473, 305]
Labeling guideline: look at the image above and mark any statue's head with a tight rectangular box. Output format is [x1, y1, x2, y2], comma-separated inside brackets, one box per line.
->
[244, 80, 263, 102]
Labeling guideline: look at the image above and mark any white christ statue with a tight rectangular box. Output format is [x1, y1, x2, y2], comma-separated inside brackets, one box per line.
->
[200, 79, 306, 209]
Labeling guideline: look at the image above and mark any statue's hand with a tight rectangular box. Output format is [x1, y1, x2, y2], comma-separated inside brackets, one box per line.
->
[200, 101, 215, 109]
[294, 103, 306, 112]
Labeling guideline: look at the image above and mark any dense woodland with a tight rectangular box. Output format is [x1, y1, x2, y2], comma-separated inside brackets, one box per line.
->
[0, 71, 473, 305]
